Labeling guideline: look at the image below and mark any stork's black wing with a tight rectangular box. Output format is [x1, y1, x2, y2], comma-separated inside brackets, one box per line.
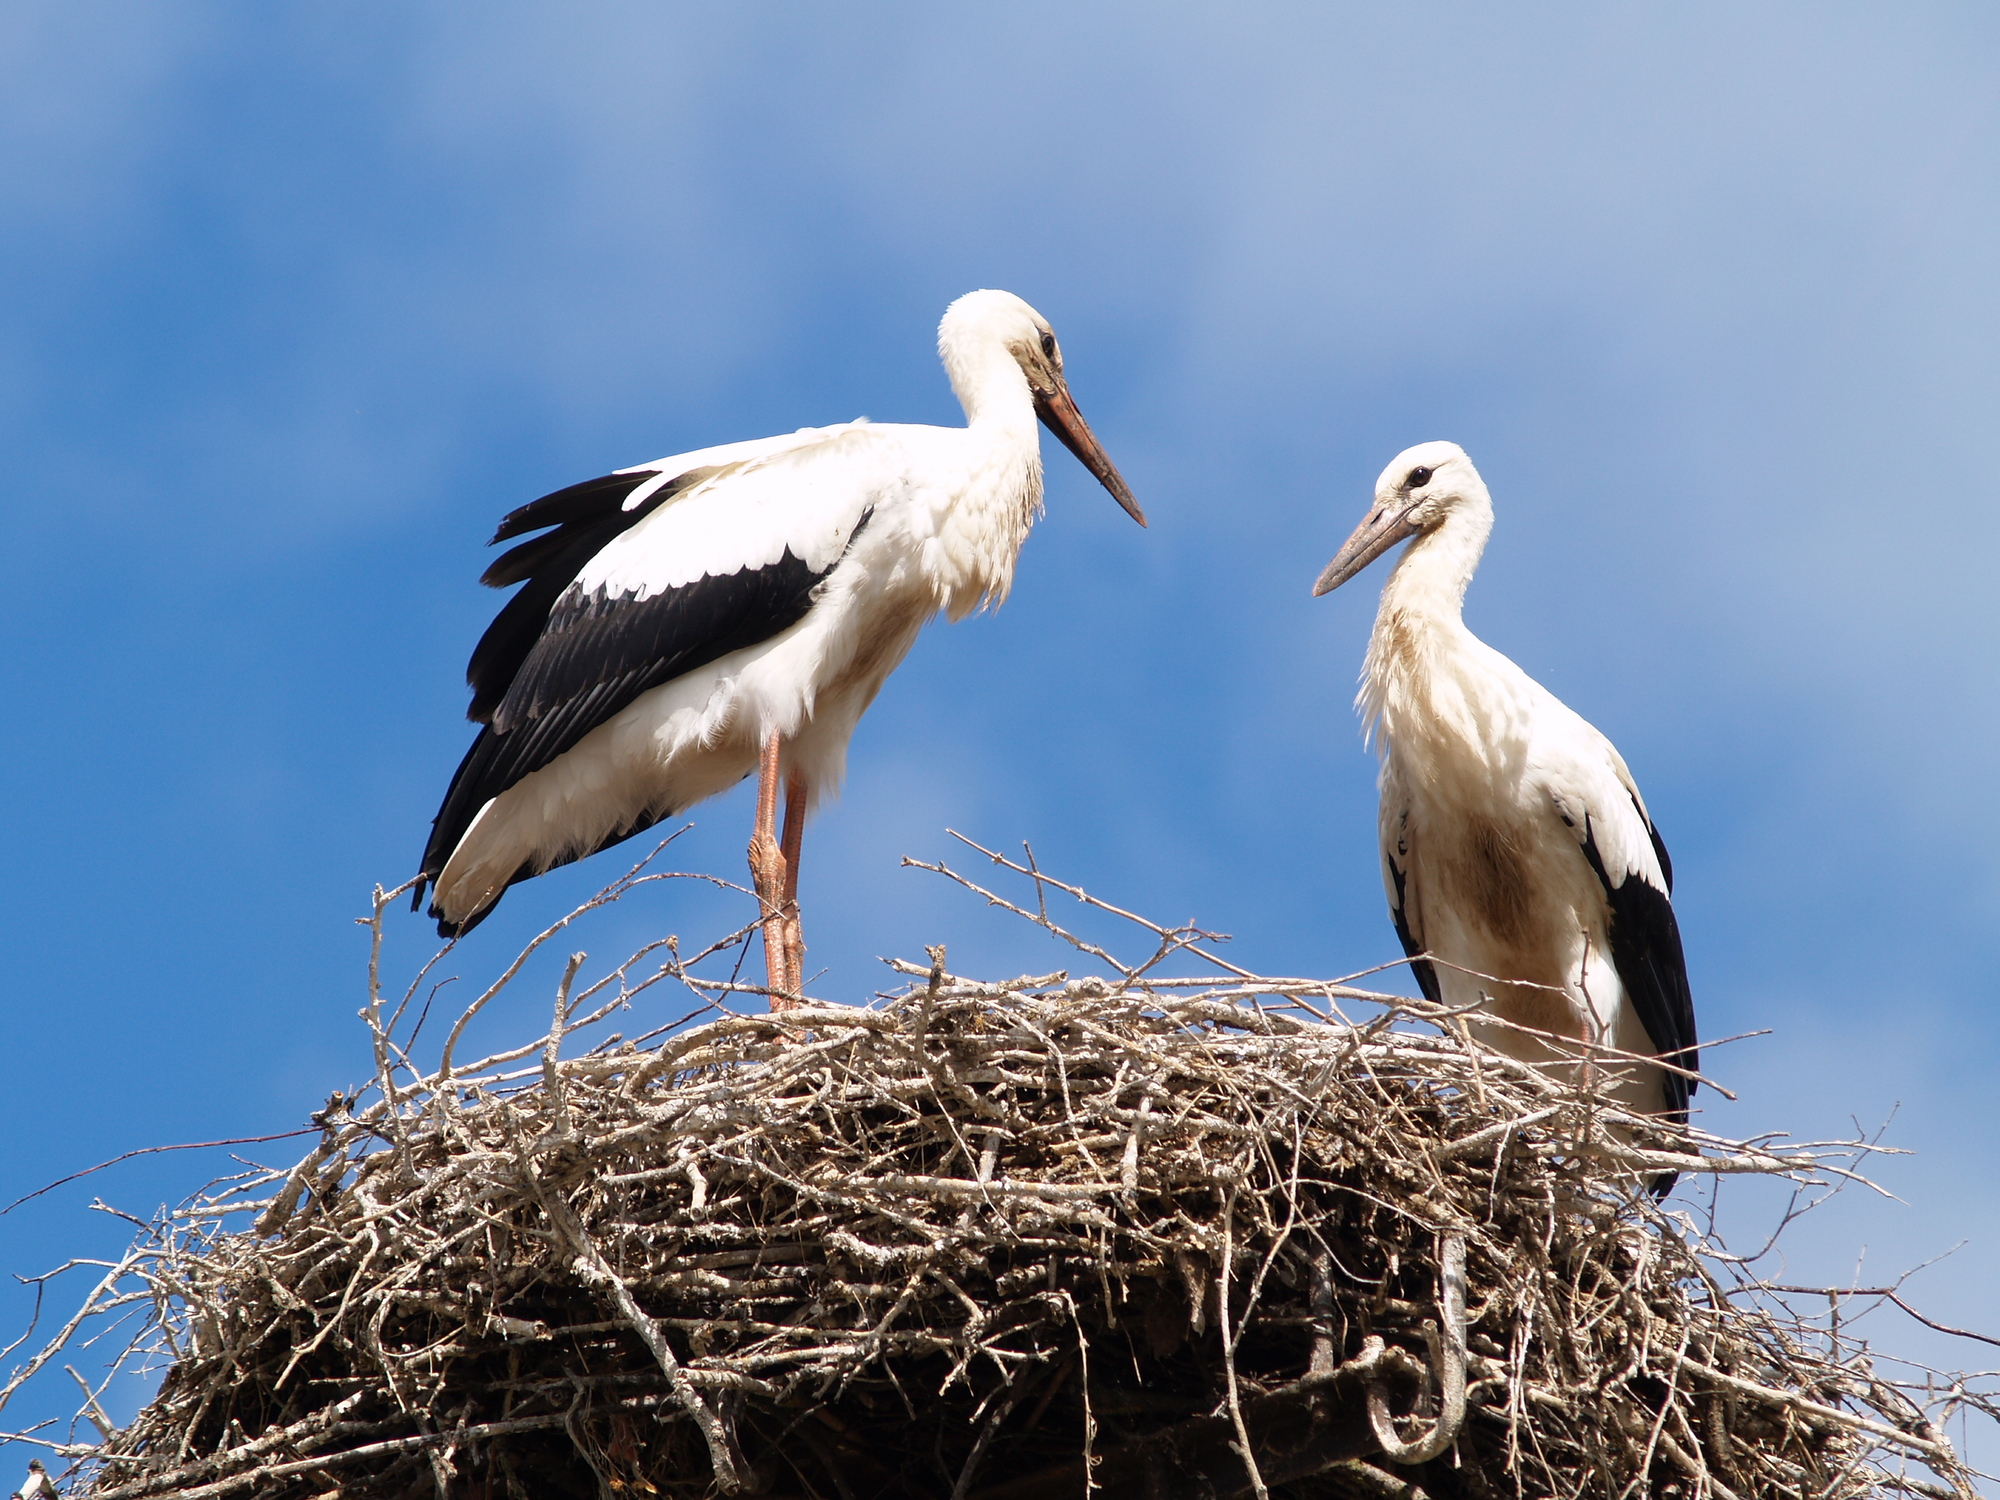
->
[414, 458, 865, 923]
[1387, 858, 1442, 1004]
[1381, 797, 1442, 1003]
[1579, 802, 1699, 1124]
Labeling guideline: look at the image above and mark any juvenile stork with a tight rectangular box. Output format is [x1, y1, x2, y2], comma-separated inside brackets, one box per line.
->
[415, 290, 1145, 1002]
[1312, 442, 1697, 1186]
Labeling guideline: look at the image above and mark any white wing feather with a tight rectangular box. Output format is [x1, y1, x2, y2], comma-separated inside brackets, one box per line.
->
[1528, 696, 1667, 895]
[583, 422, 902, 596]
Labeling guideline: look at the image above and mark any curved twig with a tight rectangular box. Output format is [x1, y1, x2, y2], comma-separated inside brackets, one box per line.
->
[1363, 1234, 1467, 1466]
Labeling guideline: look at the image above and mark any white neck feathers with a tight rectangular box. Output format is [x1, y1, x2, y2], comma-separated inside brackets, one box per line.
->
[1358, 490, 1497, 754]
[944, 340, 1038, 436]
[933, 345, 1044, 619]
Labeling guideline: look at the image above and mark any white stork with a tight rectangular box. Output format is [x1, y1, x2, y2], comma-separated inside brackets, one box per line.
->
[414, 290, 1145, 1001]
[1312, 441, 1697, 1188]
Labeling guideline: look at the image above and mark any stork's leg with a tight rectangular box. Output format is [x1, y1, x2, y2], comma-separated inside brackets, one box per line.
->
[778, 772, 808, 997]
[747, 731, 796, 1011]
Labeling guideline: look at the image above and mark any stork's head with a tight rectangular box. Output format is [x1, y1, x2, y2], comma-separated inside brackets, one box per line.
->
[938, 289, 1146, 526]
[1312, 440, 1484, 596]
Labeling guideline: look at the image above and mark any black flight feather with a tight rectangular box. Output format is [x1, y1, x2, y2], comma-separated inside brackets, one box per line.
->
[416, 490, 876, 933]
[461, 468, 728, 723]
[1386, 854, 1442, 1004]
[489, 468, 667, 545]
[1578, 810, 1699, 1195]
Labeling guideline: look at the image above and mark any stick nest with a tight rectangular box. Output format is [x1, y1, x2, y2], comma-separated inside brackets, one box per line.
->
[17, 846, 1992, 1500]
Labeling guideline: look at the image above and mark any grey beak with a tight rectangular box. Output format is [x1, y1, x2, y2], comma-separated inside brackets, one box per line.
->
[1312, 502, 1421, 596]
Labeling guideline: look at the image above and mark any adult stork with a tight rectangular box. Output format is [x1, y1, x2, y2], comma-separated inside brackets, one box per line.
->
[414, 290, 1145, 1003]
[1312, 442, 1697, 1188]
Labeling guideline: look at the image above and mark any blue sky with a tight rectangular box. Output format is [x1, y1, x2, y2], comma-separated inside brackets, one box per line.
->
[1, 0, 1996, 1466]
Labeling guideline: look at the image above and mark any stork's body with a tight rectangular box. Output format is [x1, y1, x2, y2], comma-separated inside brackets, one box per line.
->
[1314, 443, 1697, 1163]
[415, 291, 1144, 999]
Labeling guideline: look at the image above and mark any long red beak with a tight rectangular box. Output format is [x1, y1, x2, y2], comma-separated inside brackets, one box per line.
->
[1034, 374, 1146, 527]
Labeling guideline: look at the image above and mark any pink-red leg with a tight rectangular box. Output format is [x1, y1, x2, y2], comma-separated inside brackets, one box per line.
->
[778, 773, 808, 996]
[746, 731, 796, 1010]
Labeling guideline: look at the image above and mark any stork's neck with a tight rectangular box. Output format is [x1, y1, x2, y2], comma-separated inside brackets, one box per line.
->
[1380, 499, 1491, 621]
[1360, 497, 1497, 748]
[947, 339, 1040, 439]
[927, 345, 1044, 618]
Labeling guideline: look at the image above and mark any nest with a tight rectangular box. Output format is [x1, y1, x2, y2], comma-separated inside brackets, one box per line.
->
[8, 842, 1992, 1500]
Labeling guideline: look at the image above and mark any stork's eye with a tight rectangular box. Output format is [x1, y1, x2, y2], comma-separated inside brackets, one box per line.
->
[1040, 332, 1057, 359]
[1406, 465, 1434, 488]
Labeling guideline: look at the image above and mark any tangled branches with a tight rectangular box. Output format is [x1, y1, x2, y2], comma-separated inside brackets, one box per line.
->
[4, 840, 1993, 1498]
